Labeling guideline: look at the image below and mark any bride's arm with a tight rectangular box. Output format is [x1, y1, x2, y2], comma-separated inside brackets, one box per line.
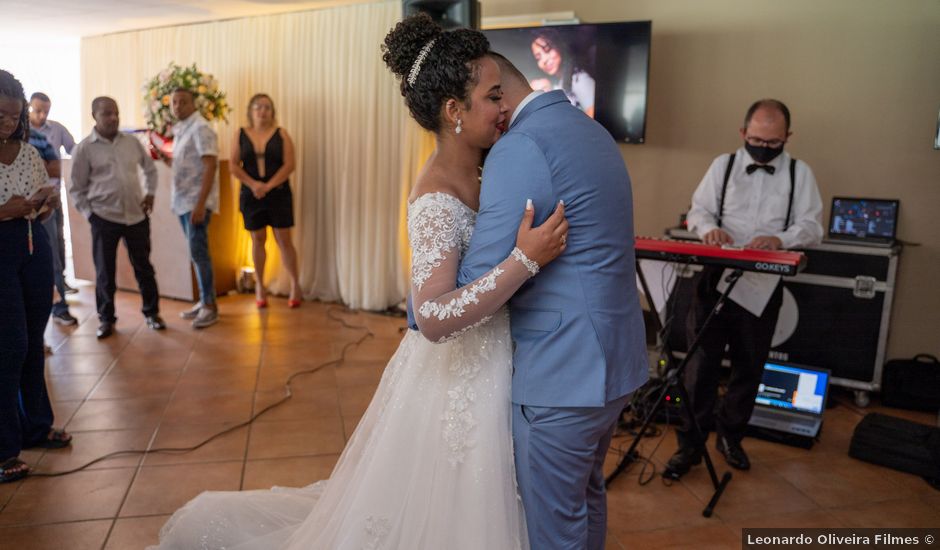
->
[410, 199, 565, 343]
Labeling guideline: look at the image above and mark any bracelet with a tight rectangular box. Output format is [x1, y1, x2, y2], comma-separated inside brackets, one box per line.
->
[511, 247, 539, 276]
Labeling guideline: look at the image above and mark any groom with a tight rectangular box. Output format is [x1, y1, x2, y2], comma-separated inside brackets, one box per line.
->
[465, 54, 647, 549]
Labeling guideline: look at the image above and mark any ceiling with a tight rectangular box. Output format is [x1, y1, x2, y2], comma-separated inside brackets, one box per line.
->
[2, 0, 374, 38]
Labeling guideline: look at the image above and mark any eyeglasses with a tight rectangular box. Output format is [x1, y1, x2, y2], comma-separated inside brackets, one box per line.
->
[745, 136, 786, 148]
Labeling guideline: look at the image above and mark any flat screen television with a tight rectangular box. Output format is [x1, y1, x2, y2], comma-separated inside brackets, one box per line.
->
[483, 21, 651, 143]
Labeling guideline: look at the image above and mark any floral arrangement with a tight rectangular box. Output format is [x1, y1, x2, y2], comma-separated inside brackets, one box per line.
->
[142, 62, 230, 136]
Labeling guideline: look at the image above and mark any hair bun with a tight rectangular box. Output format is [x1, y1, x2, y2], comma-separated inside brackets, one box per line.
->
[382, 13, 443, 81]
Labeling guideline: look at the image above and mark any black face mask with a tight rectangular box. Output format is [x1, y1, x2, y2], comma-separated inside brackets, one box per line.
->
[745, 142, 784, 164]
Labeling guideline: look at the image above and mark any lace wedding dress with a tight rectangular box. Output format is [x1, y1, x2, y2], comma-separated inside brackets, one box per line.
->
[151, 192, 540, 549]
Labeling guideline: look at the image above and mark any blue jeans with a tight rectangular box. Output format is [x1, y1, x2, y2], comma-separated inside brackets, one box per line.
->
[40, 213, 68, 315]
[178, 212, 216, 306]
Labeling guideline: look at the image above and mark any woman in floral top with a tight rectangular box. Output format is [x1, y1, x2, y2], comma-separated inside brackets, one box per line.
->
[0, 69, 71, 484]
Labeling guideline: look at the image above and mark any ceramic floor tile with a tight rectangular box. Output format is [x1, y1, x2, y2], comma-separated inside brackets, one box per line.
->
[0, 519, 111, 550]
[334, 360, 387, 388]
[162, 392, 254, 425]
[87, 369, 181, 400]
[253, 388, 342, 423]
[34, 428, 155, 472]
[676, 462, 819, 522]
[606, 473, 712, 533]
[105, 514, 171, 550]
[609, 524, 739, 550]
[186, 343, 263, 370]
[241, 454, 340, 490]
[120, 461, 243, 517]
[337, 386, 379, 418]
[0, 468, 134, 525]
[247, 418, 346, 460]
[45, 352, 114, 375]
[256, 364, 337, 393]
[770, 454, 925, 508]
[828, 497, 940, 528]
[66, 396, 169, 432]
[108, 348, 191, 372]
[723, 508, 848, 532]
[173, 366, 259, 398]
[45, 373, 104, 401]
[143, 422, 249, 466]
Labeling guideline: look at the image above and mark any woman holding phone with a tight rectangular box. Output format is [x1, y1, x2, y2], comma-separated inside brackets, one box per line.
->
[0, 69, 71, 484]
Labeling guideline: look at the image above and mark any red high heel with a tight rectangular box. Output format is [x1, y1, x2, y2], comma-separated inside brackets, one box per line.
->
[256, 298, 268, 309]
[287, 298, 301, 309]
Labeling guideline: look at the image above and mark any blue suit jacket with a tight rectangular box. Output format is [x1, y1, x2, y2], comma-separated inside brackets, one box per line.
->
[460, 91, 647, 407]
[409, 91, 648, 407]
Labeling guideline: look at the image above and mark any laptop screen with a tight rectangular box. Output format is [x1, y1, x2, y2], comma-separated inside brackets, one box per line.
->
[755, 362, 830, 415]
[828, 197, 899, 242]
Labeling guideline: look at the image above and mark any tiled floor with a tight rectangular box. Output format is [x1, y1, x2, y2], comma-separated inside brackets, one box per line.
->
[1, 286, 937, 549]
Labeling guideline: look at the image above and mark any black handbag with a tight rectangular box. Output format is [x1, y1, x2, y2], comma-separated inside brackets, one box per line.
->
[881, 354, 940, 411]
[849, 413, 940, 487]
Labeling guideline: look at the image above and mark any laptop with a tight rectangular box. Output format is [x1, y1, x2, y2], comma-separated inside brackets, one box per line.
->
[824, 197, 899, 247]
[747, 362, 830, 445]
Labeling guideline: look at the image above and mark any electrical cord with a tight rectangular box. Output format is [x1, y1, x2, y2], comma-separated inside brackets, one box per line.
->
[31, 306, 376, 478]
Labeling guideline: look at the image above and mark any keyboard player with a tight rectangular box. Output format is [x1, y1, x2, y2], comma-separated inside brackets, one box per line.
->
[664, 99, 823, 479]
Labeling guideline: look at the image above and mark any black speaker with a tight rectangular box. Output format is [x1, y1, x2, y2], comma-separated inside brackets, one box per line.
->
[402, 0, 480, 30]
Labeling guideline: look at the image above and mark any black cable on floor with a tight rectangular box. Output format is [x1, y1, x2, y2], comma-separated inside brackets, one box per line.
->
[31, 306, 377, 478]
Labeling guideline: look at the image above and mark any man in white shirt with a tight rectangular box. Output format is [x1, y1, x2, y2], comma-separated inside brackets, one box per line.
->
[156, 88, 219, 329]
[70, 97, 164, 339]
[664, 99, 823, 479]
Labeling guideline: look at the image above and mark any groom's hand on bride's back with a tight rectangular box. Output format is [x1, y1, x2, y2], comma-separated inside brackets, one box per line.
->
[516, 199, 568, 268]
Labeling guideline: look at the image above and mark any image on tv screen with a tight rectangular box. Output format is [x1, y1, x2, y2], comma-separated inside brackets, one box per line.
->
[484, 21, 651, 143]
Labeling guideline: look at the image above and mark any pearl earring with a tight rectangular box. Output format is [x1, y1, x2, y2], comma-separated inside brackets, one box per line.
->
[455, 118, 462, 134]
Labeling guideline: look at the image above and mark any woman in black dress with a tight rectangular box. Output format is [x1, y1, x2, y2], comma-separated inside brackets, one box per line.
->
[230, 94, 302, 308]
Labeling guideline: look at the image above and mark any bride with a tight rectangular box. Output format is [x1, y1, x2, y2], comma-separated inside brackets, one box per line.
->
[151, 14, 568, 550]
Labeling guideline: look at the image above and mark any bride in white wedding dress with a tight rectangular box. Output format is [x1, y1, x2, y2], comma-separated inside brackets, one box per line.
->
[150, 14, 568, 550]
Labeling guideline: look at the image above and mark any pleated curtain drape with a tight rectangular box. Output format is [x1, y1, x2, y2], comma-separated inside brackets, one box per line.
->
[80, 0, 426, 310]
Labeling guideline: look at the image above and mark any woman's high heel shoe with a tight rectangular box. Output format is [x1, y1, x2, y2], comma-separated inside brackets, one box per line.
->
[256, 298, 268, 309]
[287, 298, 301, 309]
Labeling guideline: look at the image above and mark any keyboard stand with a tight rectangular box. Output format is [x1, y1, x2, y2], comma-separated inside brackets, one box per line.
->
[605, 265, 739, 518]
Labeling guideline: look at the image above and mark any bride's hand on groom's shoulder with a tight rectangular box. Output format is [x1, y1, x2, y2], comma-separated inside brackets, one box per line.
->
[516, 199, 569, 268]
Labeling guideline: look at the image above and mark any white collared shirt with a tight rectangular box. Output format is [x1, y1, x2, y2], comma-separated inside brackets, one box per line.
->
[69, 129, 158, 225]
[509, 90, 545, 129]
[686, 146, 823, 250]
[170, 113, 218, 216]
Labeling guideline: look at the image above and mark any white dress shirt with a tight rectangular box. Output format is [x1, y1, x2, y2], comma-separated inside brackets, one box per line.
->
[170, 113, 218, 216]
[686, 146, 823, 250]
[70, 130, 158, 225]
[509, 90, 544, 129]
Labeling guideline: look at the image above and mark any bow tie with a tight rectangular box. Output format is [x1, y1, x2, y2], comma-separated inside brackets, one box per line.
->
[746, 163, 775, 175]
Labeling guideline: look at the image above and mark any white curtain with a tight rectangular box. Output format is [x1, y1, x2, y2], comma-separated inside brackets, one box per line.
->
[80, 1, 415, 310]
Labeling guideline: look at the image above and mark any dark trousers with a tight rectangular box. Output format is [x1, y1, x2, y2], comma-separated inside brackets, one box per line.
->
[0, 219, 54, 460]
[89, 214, 160, 323]
[677, 267, 784, 447]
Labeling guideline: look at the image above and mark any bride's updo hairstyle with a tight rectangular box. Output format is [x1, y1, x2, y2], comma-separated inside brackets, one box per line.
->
[382, 13, 490, 133]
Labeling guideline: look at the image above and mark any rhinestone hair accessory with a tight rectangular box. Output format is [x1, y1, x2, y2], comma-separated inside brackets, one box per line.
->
[407, 38, 437, 86]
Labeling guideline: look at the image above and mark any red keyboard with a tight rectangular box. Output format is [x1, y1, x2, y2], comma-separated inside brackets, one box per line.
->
[635, 237, 806, 276]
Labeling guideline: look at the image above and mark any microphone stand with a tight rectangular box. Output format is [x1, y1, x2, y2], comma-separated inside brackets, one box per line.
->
[606, 265, 742, 518]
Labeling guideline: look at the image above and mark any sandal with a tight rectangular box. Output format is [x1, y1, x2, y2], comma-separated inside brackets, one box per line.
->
[36, 428, 72, 449]
[0, 458, 30, 483]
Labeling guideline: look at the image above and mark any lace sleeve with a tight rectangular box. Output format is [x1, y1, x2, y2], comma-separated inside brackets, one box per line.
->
[409, 194, 537, 343]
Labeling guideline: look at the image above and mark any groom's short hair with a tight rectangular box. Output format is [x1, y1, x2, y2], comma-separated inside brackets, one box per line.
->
[488, 51, 528, 87]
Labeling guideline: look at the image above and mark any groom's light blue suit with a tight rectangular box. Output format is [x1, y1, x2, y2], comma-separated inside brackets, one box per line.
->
[457, 90, 648, 549]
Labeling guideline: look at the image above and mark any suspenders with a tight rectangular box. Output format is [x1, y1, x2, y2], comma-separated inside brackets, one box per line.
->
[717, 153, 797, 231]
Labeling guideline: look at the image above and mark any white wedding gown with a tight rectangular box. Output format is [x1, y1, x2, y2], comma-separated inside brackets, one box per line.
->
[152, 192, 540, 549]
